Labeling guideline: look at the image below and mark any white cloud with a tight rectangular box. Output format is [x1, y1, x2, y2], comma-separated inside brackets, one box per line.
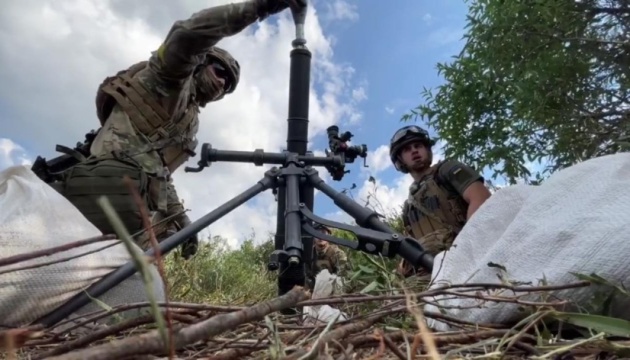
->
[356, 175, 412, 218]
[323, 0, 359, 22]
[0, 0, 366, 248]
[385, 106, 395, 114]
[352, 86, 367, 102]
[0, 139, 32, 169]
[422, 13, 433, 24]
[364, 144, 392, 175]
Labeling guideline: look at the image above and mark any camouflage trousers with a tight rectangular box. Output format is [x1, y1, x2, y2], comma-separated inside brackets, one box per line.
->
[134, 211, 179, 251]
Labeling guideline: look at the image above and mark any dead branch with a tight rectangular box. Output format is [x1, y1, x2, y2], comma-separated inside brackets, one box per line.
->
[44, 286, 309, 360]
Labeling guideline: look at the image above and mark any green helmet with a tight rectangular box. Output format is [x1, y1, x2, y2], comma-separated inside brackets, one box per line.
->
[389, 125, 436, 173]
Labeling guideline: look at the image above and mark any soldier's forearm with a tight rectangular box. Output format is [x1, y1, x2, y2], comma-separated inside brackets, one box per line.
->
[150, 1, 259, 85]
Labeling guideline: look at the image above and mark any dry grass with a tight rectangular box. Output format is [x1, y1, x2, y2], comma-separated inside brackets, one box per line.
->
[3, 277, 630, 360]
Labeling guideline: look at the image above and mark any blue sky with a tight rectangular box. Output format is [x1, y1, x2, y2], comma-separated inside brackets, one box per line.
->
[0, 0, 474, 246]
[306, 0, 470, 220]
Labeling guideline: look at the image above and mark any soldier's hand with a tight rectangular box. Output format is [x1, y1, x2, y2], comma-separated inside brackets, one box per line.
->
[255, 0, 305, 20]
[181, 234, 198, 260]
[176, 215, 198, 260]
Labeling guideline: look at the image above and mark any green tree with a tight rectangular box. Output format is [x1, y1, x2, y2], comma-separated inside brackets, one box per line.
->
[404, 0, 630, 184]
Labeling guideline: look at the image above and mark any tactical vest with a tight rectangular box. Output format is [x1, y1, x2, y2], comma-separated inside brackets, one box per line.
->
[402, 161, 468, 255]
[49, 157, 151, 239]
[314, 246, 338, 274]
[95, 61, 200, 174]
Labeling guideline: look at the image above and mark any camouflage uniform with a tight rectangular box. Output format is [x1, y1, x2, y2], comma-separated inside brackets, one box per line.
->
[48, 0, 297, 255]
[388, 126, 485, 278]
[313, 244, 349, 277]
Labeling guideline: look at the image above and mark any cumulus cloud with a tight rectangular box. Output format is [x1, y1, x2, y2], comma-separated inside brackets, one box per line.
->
[322, 0, 359, 22]
[364, 144, 392, 175]
[0, 0, 366, 248]
[0, 139, 32, 169]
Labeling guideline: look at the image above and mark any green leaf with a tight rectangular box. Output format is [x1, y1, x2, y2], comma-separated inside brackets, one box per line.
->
[358, 265, 376, 274]
[550, 312, 630, 337]
[360, 280, 379, 294]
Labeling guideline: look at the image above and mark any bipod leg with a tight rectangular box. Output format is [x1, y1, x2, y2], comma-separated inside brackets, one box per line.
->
[31, 168, 280, 328]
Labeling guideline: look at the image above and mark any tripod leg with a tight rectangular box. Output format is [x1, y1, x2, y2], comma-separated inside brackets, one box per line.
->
[305, 168, 434, 271]
[32, 170, 279, 328]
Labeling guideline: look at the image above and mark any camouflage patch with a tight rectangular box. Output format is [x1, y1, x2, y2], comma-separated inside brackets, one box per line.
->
[418, 228, 455, 255]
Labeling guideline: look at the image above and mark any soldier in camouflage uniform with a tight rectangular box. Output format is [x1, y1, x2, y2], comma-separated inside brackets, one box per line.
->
[49, 0, 301, 258]
[312, 224, 349, 277]
[389, 125, 492, 278]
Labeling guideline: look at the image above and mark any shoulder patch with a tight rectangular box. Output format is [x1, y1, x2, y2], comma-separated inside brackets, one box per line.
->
[449, 165, 468, 184]
[438, 160, 484, 195]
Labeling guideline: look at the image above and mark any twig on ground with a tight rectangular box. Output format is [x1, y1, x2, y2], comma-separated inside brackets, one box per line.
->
[45, 286, 310, 360]
[0, 234, 117, 269]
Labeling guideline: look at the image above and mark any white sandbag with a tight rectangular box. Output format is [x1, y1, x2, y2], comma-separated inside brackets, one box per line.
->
[304, 269, 348, 324]
[0, 165, 165, 329]
[424, 153, 630, 331]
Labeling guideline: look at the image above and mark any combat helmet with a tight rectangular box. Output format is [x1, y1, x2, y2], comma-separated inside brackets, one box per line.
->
[204, 46, 241, 95]
[389, 125, 436, 173]
[313, 223, 332, 234]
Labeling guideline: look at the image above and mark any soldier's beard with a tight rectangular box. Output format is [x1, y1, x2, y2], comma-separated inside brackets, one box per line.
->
[195, 70, 225, 107]
[407, 153, 433, 173]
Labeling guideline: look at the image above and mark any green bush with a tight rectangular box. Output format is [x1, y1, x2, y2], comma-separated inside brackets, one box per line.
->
[164, 236, 277, 305]
[162, 205, 419, 307]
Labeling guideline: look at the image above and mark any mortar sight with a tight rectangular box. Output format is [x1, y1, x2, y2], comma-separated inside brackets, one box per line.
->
[324, 125, 368, 181]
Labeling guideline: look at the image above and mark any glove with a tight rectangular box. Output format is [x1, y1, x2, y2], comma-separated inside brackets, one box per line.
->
[255, 0, 306, 20]
[176, 215, 198, 260]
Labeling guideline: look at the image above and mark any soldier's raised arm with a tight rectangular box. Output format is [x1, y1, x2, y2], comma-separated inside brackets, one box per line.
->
[148, 0, 297, 87]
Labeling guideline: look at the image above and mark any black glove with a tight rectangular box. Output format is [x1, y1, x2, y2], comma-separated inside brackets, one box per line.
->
[177, 215, 198, 260]
[255, 0, 306, 20]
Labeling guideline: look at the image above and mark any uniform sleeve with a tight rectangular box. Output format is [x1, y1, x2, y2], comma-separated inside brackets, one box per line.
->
[334, 248, 349, 276]
[401, 200, 413, 236]
[437, 160, 484, 196]
[147, 1, 259, 87]
[166, 178, 186, 220]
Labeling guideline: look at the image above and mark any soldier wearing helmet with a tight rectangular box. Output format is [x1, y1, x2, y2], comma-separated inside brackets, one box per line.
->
[389, 125, 491, 278]
[47, 0, 301, 259]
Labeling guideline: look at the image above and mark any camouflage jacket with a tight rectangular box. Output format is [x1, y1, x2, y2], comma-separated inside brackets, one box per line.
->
[88, 1, 261, 220]
[314, 245, 349, 277]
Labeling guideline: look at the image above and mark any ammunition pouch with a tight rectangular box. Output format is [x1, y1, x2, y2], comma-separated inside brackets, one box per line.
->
[49, 157, 153, 238]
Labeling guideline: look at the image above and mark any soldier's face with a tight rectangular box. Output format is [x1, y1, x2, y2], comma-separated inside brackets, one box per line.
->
[205, 64, 227, 100]
[399, 141, 431, 171]
[315, 238, 328, 250]
[195, 64, 228, 105]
